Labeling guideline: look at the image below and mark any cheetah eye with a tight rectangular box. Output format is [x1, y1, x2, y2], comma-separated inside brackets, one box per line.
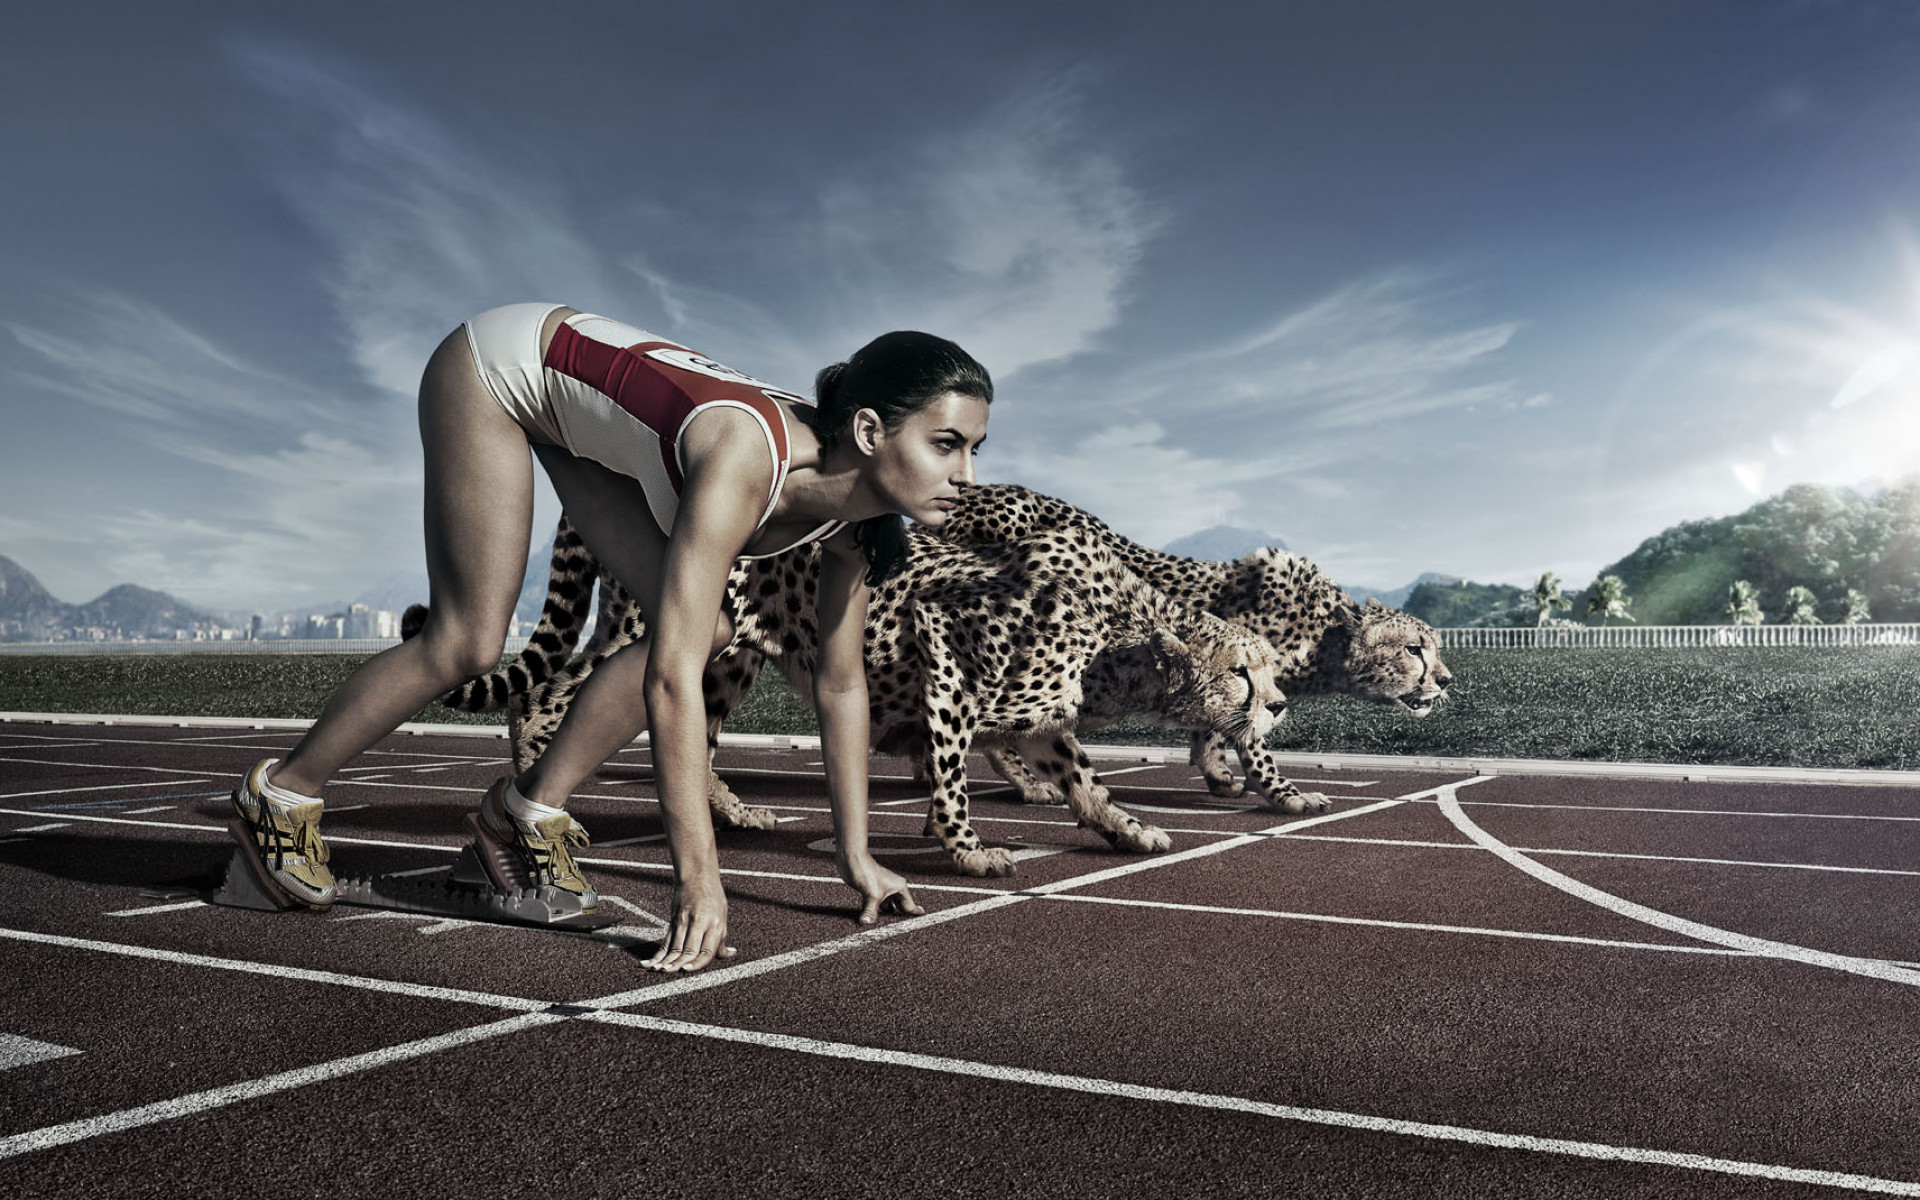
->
[1405, 645, 1423, 657]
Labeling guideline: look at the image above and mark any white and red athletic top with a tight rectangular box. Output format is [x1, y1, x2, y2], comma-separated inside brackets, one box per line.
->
[541, 314, 844, 557]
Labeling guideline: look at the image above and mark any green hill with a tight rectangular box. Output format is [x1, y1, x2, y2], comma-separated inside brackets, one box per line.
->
[1402, 579, 1529, 626]
[1571, 480, 1920, 625]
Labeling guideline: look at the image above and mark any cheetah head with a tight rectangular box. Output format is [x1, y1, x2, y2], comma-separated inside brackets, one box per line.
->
[1337, 599, 1452, 716]
[1150, 617, 1288, 745]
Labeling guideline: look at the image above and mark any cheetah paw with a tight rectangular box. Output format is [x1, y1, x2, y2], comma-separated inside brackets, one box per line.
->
[1272, 790, 1332, 814]
[952, 847, 1017, 878]
[1203, 777, 1247, 799]
[1014, 782, 1066, 805]
[714, 804, 779, 831]
[1113, 823, 1172, 854]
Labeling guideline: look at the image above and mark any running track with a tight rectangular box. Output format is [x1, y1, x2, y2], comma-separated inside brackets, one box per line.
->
[0, 715, 1917, 1197]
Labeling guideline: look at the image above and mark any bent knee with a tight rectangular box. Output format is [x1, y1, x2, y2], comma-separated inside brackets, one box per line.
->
[415, 620, 506, 681]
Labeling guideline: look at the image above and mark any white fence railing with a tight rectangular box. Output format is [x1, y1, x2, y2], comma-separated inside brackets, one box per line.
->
[1436, 623, 1920, 649]
[0, 637, 533, 657]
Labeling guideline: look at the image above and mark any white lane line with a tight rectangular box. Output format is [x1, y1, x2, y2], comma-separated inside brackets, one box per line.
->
[1037, 893, 1762, 958]
[0, 774, 1442, 1162]
[1423, 798, 1920, 824]
[1, 780, 209, 801]
[1180, 776, 1377, 791]
[0, 1034, 84, 1071]
[1522, 846, 1920, 878]
[0, 1012, 564, 1161]
[167, 733, 290, 742]
[0, 731, 503, 764]
[12, 823, 71, 833]
[0, 804, 1011, 895]
[599, 895, 668, 931]
[1436, 788, 1920, 989]
[581, 1010, 1920, 1196]
[596, 834, 667, 848]
[105, 901, 208, 917]
[0, 756, 228, 777]
[581, 796, 1418, 1011]
[1259, 833, 1920, 879]
[0, 927, 550, 1011]
[122, 806, 175, 815]
[327, 803, 373, 812]
[0, 736, 104, 747]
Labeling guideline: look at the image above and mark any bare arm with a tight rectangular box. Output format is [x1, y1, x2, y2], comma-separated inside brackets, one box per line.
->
[641, 418, 771, 972]
[813, 529, 922, 924]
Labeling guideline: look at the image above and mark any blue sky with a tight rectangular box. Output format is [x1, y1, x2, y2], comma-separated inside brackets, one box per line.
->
[5, 0, 1920, 612]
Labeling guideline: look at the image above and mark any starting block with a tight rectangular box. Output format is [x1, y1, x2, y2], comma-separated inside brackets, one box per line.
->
[211, 825, 620, 932]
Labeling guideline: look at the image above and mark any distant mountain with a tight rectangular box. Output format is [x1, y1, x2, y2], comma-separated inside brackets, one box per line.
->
[1346, 573, 1453, 609]
[1401, 578, 1530, 627]
[1160, 525, 1289, 560]
[0, 555, 70, 632]
[73, 584, 210, 633]
[0, 555, 221, 641]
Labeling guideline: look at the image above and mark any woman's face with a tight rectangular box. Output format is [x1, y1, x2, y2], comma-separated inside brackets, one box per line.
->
[866, 391, 990, 525]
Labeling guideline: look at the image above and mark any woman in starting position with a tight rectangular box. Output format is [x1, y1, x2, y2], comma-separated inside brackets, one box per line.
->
[227, 303, 992, 972]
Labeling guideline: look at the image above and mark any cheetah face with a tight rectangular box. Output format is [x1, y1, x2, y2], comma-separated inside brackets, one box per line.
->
[1342, 601, 1452, 717]
[1152, 620, 1287, 744]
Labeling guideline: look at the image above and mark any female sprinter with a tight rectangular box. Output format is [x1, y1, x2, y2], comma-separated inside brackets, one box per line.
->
[225, 303, 992, 973]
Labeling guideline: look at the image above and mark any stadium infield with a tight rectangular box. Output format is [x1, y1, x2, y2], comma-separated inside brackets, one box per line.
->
[0, 715, 1917, 1197]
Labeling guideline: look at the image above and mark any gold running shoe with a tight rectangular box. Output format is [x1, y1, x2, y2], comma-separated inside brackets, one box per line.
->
[466, 778, 598, 915]
[229, 759, 336, 908]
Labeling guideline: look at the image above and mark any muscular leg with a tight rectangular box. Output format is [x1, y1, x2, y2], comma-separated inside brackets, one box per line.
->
[514, 445, 730, 809]
[271, 329, 534, 796]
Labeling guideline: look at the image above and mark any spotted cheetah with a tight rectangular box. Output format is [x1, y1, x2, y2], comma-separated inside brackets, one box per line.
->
[935, 484, 1451, 809]
[414, 519, 1287, 876]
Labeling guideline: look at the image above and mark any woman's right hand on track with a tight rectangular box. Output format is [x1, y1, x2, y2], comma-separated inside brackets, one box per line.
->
[644, 878, 736, 972]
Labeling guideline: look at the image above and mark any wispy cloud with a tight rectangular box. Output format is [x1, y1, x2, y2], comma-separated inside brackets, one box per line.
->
[6, 286, 423, 609]
[972, 267, 1535, 560]
[986, 421, 1286, 547]
[232, 39, 626, 398]
[1133, 269, 1525, 429]
[807, 77, 1154, 377]
[7, 292, 339, 431]
[623, 73, 1155, 387]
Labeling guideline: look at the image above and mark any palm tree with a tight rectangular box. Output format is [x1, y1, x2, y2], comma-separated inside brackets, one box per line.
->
[1725, 580, 1763, 626]
[1530, 571, 1572, 626]
[1584, 575, 1635, 626]
[1844, 588, 1871, 625]
[1784, 585, 1820, 625]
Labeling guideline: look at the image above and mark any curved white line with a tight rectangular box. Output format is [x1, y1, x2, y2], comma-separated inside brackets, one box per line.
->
[1435, 789, 1920, 989]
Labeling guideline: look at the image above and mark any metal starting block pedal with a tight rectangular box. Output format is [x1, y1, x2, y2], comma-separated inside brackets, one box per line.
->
[211, 831, 620, 932]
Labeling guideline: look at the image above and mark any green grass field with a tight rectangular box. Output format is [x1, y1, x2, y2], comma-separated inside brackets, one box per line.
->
[4, 647, 1919, 770]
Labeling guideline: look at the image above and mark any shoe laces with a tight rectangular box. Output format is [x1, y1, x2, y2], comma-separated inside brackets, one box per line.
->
[259, 800, 329, 867]
[520, 815, 589, 887]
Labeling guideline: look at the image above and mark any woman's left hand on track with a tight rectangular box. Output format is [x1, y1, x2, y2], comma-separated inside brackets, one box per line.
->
[839, 854, 925, 925]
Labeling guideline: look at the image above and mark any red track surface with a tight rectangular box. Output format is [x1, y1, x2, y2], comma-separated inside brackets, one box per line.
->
[0, 717, 1917, 1197]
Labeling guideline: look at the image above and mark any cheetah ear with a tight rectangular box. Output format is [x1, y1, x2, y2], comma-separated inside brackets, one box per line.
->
[1335, 601, 1363, 631]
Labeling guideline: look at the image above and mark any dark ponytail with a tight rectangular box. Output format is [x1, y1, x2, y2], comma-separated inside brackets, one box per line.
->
[810, 331, 992, 587]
